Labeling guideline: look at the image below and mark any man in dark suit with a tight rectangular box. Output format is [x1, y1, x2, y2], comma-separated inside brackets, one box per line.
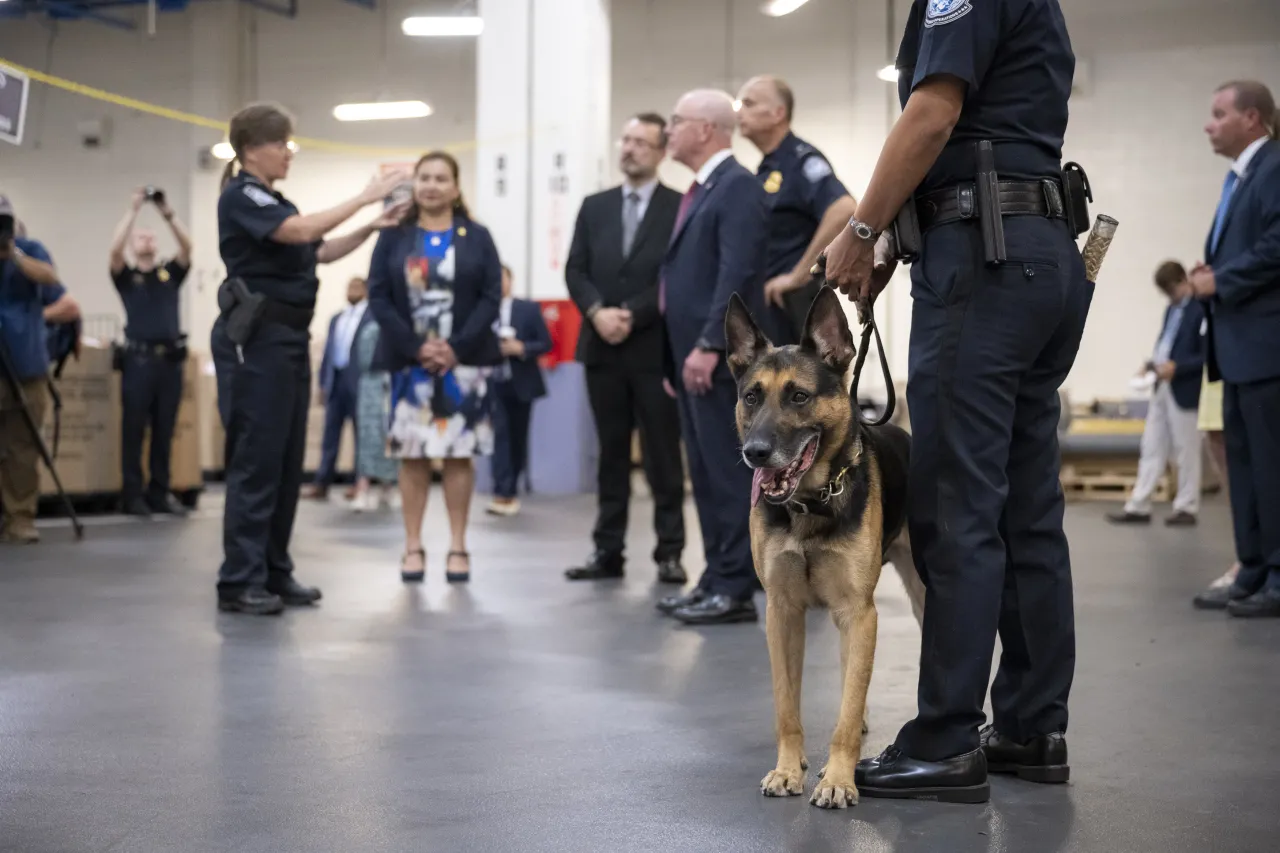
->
[488, 264, 552, 517]
[564, 113, 688, 584]
[1189, 80, 1280, 617]
[1108, 261, 1206, 527]
[304, 275, 369, 499]
[654, 89, 770, 626]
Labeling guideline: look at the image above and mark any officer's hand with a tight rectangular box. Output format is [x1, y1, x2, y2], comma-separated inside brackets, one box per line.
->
[763, 273, 801, 309]
[821, 224, 876, 304]
[362, 170, 412, 206]
[372, 202, 411, 230]
[131, 188, 146, 211]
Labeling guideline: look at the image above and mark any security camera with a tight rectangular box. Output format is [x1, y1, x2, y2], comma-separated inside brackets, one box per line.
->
[76, 118, 111, 149]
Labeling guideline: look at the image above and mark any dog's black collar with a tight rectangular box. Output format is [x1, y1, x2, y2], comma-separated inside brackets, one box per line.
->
[784, 465, 851, 518]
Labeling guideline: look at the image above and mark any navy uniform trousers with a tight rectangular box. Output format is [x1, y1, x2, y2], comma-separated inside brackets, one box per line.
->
[120, 350, 184, 502]
[211, 316, 310, 591]
[895, 215, 1094, 762]
[676, 361, 758, 601]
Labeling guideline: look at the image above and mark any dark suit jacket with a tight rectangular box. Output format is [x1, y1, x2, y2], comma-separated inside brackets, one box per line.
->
[1155, 299, 1207, 410]
[497, 297, 552, 403]
[366, 217, 503, 374]
[565, 183, 681, 371]
[318, 304, 372, 401]
[1204, 139, 1280, 385]
[660, 155, 770, 369]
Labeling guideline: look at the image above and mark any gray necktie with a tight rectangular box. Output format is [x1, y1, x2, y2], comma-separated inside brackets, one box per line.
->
[622, 191, 640, 257]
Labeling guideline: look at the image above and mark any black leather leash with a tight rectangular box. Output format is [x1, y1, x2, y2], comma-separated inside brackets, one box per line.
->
[810, 256, 896, 427]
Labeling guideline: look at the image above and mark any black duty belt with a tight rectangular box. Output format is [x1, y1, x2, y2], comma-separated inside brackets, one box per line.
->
[261, 299, 313, 331]
[125, 338, 185, 357]
[916, 178, 1067, 233]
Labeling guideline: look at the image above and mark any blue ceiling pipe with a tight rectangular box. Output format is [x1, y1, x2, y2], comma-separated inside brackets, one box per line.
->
[0, 0, 376, 28]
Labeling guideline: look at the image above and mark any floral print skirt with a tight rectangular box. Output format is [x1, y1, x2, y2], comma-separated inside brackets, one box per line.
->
[386, 364, 495, 459]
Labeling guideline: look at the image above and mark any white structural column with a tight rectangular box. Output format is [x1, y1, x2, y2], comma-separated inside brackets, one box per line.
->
[476, 0, 611, 299]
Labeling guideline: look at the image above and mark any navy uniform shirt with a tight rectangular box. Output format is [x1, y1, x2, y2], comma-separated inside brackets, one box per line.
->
[896, 0, 1075, 190]
[113, 260, 188, 342]
[218, 171, 319, 310]
[757, 132, 850, 280]
[0, 237, 56, 380]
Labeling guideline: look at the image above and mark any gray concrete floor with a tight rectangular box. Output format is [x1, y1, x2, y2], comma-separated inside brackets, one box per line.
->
[2, 486, 1278, 853]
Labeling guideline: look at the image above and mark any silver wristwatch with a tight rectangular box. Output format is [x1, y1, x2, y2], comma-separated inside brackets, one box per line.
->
[848, 217, 878, 242]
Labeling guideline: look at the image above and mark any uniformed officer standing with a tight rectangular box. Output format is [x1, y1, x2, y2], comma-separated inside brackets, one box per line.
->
[212, 103, 407, 616]
[820, 0, 1091, 804]
[108, 188, 193, 517]
[735, 75, 857, 345]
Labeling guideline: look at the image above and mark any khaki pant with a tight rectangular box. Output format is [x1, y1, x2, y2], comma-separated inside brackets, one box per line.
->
[0, 376, 48, 527]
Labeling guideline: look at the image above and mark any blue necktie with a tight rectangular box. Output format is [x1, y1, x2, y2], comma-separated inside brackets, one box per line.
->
[1209, 170, 1238, 255]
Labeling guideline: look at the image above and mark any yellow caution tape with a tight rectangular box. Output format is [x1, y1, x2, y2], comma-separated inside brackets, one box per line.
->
[0, 58, 476, 157]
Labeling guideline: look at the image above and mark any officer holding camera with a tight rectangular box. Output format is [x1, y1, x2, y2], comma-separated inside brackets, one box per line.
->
[0, 195, 62, 544]
[108, 187, 193, 517]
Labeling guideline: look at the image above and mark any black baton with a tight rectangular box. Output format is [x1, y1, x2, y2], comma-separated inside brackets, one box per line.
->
[974, 141, 1006, 265]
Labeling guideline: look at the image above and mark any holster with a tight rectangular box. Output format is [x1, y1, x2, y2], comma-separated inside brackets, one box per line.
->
[217, 277, 267, 350]
[1061, 161, 1093, 237]
[974, 141, 1007, 265]
[889, 197, 922, 263]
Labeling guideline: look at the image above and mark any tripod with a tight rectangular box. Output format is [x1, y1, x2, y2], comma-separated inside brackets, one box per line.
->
[0, 332, 84, 540]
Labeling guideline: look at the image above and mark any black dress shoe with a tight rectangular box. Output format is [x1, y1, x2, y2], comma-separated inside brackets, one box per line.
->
[565, 551, 624, 581]
[1106, 510, 1150, 524]
[1193, 582, 1256, 610]
[1227, 586, 1280, 618]
[266, 575, 323, 606]
[980, 725, 1069, 783]
[855, 745, 990, 803]
[672, 594, 758, 625]
[656, 588, 706, 615]
[121, 497, 151, 517]
[218, 586, 285, 615]
[1164, 511, 1196, 527]
[656, 559, 687, 585]
[148, 493, 189, 517]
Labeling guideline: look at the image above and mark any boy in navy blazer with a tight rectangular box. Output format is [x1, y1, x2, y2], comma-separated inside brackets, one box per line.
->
[1189, 80, 1280, 617]
[488, 265, 552, 516]
[1108, 262, 1206, 527]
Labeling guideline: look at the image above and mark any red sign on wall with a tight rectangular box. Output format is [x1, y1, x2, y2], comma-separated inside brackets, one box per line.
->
[537, 299, 581, 370]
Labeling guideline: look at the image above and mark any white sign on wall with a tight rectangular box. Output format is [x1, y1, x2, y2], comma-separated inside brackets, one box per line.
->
[0, 63, 31, 146]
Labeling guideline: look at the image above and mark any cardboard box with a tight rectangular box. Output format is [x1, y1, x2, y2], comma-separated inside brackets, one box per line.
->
[196, 354, 225, 473]
[39, 343, 123, 496]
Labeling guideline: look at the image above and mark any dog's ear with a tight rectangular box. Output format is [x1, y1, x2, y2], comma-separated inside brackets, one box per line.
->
[725, 293, 771, 380]
[801, 286, 856, 374]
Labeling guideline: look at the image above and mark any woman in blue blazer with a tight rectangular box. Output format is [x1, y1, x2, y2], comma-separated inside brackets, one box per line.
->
[366, 151, 502, 584]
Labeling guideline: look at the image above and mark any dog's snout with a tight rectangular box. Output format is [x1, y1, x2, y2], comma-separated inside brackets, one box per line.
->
[742, 438, 773, 467]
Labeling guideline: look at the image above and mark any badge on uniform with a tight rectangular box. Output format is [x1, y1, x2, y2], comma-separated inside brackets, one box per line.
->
[803, 157, 833, 183]
[925, 0, 972, 28]
[157, 267, 170, 283]
[763, 171, 783, 194]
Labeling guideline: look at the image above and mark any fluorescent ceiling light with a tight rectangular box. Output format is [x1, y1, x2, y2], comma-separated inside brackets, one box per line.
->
[877, 64, 899, 82]
[761, 0, 811, 16]
[333, 101, 433, 122]
[211, 140, 299, 160]
[402, 16, 483, 37]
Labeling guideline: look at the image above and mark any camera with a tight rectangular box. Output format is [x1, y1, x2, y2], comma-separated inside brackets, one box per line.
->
[0, 213, 13, 242]
[144, 186, 166, 206]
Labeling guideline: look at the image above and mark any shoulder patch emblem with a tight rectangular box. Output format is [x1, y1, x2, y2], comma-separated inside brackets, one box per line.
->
[243, 185, 278, 207]
[763, 170, 783, 194]
[803, 156, 833, 182]
[924, 0, 972, 28]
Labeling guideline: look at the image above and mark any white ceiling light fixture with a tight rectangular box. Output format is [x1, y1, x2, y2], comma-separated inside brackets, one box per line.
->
[761, 0, 812, 16]
[333, 101, 433, 122]
[877, 64, 899, 83]
[401, 16, 484, 37]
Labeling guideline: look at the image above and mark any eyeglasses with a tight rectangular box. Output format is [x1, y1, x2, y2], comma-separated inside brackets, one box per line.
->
[618, 135, 662, 150]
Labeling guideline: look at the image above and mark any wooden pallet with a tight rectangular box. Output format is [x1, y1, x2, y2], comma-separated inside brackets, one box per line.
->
[1060, 460, 1172, 503]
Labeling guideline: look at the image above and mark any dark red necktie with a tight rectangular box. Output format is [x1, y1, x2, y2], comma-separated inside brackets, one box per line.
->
[660, 182, 702, 315]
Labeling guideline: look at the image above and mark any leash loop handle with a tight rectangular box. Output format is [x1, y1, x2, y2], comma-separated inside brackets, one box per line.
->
[809, 256, 896, 427]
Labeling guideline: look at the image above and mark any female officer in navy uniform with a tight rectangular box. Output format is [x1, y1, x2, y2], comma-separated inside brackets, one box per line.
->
[212, 103, 407, 616]
[818, 0, 1090, 805]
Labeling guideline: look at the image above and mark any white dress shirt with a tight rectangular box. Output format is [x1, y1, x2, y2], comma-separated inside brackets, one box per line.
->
[1232, 135, 1268, 178]
[695, 148, 735, 185]
[330, 300, 367, 370]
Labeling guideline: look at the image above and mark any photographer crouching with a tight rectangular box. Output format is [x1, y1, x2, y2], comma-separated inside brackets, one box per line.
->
[108, 187, 193, 517]
[0, 195, 62, 544]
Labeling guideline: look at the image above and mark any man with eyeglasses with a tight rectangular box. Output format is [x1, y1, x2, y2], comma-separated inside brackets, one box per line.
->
[564, 113, 688, 586]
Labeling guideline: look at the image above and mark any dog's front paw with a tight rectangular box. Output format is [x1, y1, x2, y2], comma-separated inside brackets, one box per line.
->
[760, 767, 806, 797]
[810, 775, 858, 809]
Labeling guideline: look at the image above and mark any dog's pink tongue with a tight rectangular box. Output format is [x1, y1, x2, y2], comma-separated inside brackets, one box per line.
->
[751, 468, 774, 508]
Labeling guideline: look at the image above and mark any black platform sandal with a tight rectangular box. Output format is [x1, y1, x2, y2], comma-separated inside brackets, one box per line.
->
[445, 551, 470, 583]
[401, 548, 426, 583]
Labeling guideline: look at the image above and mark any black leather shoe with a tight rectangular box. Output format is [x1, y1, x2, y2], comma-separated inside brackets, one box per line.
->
[565, 551, 624, 581]
[1193, 582, 1255, 610]
[218, 586, 285, 615]
[1227, 587, 1280, 618]
[656, 588, 706, 615]
[672, 594, 758, 625]
[148, 493, 189, 517]
[1106, 510, 1150, 524]
[980, 725, 1069, 783]
[855, 745, 990, 803]
[1164, 511, 1196, 527]
[656, 559, 687, 585]
[122, 497, 151, 517]
[266, 575, 322, 606]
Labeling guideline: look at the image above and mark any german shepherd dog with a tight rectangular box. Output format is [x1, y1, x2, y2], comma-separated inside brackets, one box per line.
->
[724, 286, 925, 809]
